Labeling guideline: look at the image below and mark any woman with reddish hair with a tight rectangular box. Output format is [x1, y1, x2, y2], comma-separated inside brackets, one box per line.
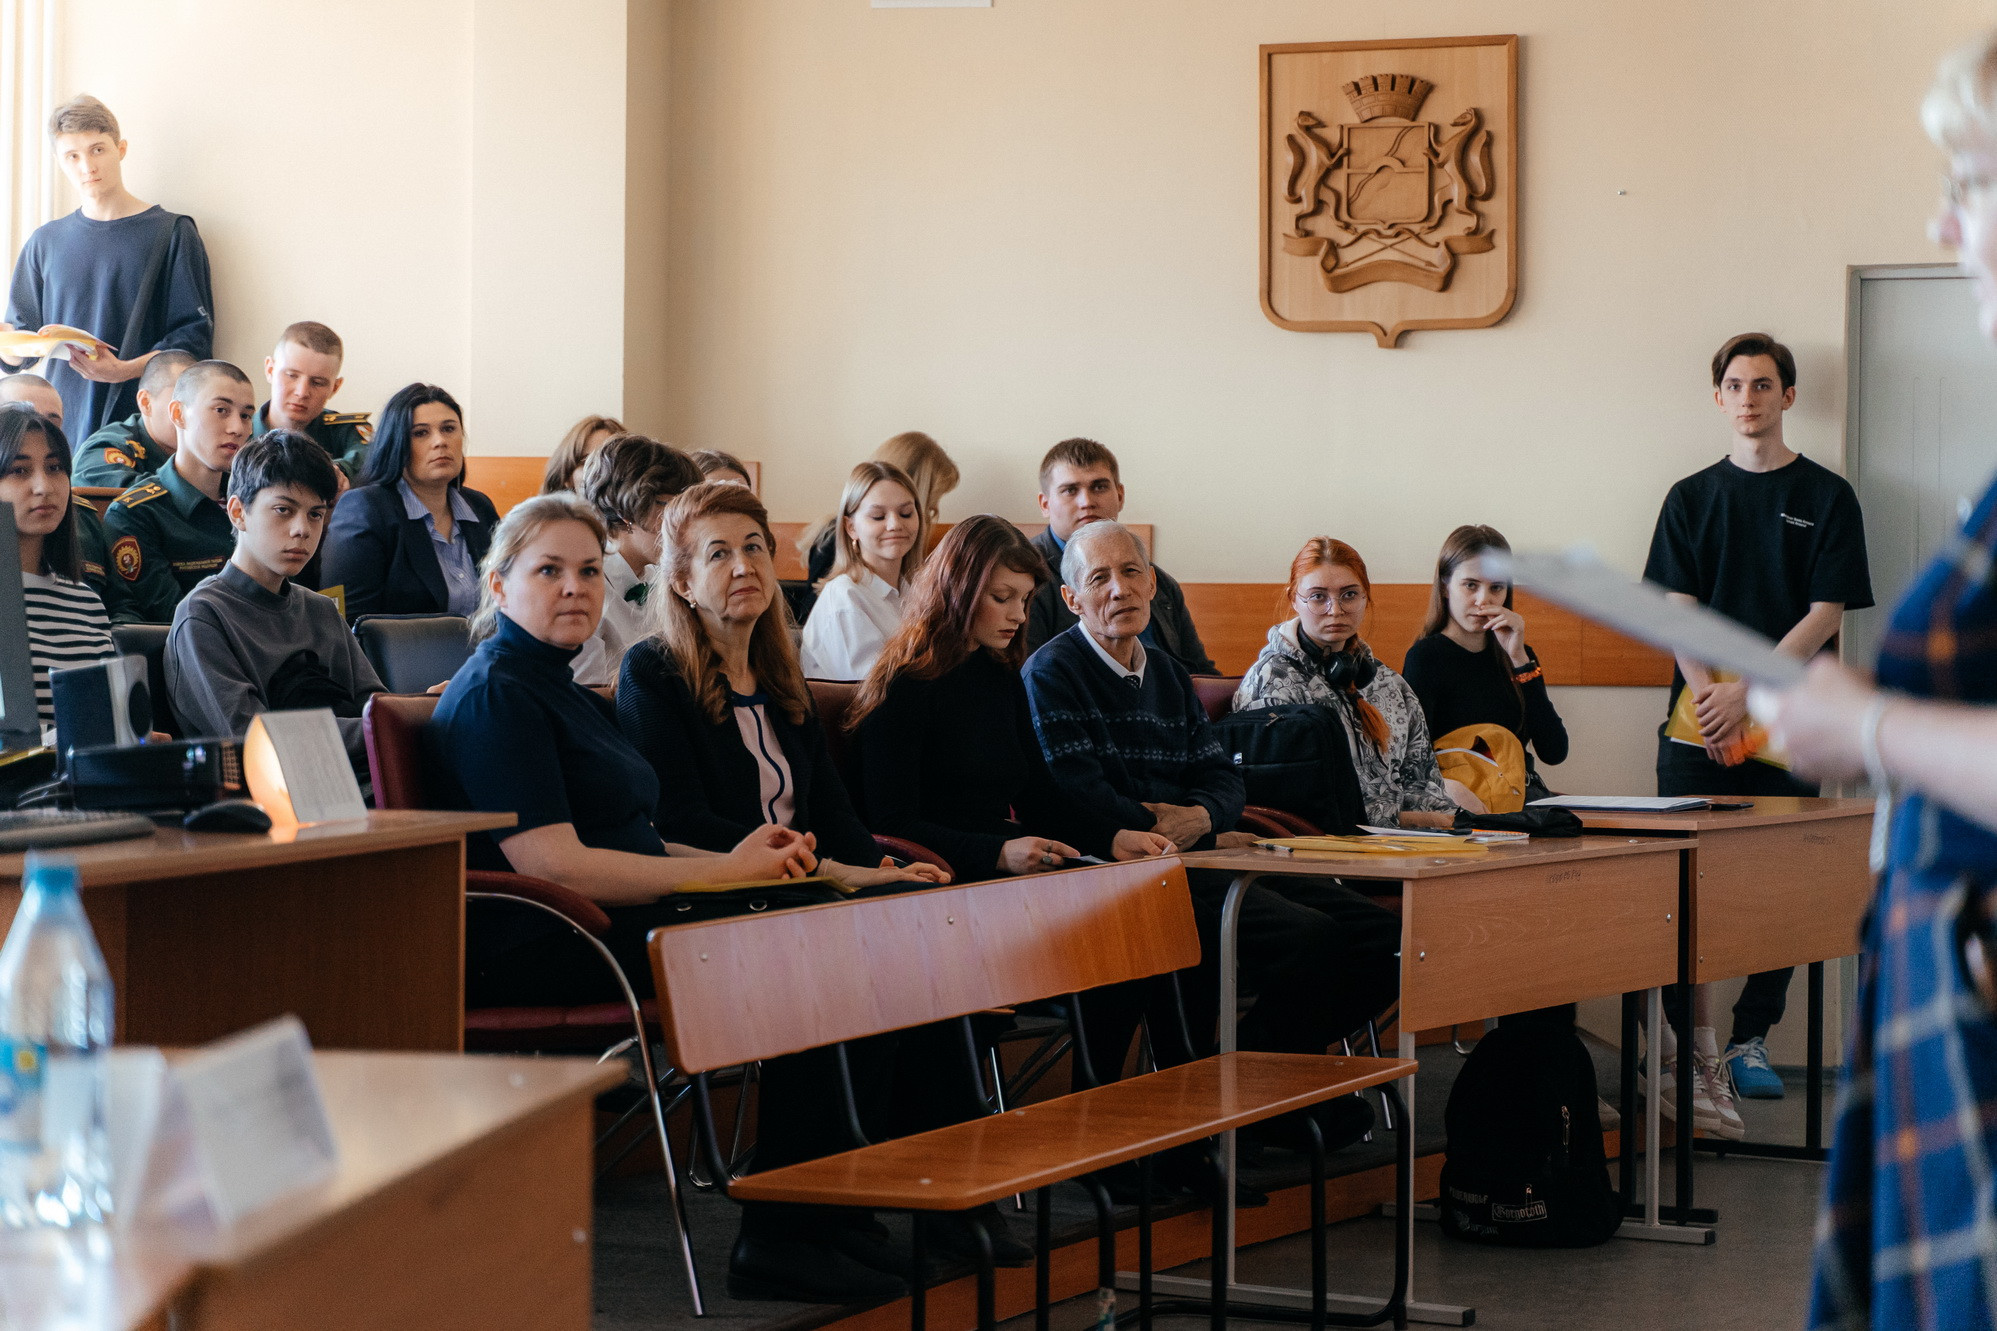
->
[1234, 536, 1459, 829]
[851, 514, 1172, 882]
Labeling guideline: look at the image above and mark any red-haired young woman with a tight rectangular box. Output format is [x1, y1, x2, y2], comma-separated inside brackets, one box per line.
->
[1234, 536, 1459, 829]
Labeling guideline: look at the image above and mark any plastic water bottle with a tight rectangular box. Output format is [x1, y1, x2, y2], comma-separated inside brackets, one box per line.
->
[0, 854, 113, 1228]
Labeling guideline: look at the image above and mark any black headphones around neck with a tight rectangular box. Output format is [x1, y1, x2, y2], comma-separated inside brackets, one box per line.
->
[1322, 647, 1378, 692]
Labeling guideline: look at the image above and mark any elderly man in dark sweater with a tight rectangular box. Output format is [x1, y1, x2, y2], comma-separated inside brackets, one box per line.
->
[1022, 520, 1398, 1151]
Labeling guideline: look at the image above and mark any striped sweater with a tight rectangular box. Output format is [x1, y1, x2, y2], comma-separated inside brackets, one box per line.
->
[23, 571, 114, 738]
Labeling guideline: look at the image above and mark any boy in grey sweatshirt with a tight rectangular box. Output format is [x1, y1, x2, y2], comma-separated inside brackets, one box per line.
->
[166, 429, 382, 774]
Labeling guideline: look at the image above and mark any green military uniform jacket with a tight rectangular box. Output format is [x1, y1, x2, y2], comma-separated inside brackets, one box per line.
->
[253, 403, 372, 478]
[71, 497, 135, 623]
[72, 414, 169, 491]
[101, 457, 236, 624]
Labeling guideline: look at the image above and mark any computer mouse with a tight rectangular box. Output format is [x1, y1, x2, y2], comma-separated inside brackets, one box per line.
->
[182, 800, 273, 834]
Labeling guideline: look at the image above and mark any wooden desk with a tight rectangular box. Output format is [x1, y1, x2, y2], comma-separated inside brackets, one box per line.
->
[1177, 836, 1686, 1322]
[1572, 797, 1875, 1208]
[0, 1051, 620, 1331]
[1573, 797, 1875, 983]
[1186, 836, 1683, 1033]
[0, 811, 514, 1053]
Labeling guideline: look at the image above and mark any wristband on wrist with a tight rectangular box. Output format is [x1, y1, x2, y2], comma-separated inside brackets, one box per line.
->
[1859, 695, 1894, 792]
[1860, 694, 1895, 873]
[1512, 664, 1543, 684]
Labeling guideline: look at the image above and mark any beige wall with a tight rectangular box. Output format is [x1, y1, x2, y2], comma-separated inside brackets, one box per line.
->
[662, 0, 1987, 583]
[56, 0, 662, 454]
[58, 0, 475, 419]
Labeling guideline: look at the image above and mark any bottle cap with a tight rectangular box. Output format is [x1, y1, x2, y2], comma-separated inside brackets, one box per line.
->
[22, 851, 81, 895]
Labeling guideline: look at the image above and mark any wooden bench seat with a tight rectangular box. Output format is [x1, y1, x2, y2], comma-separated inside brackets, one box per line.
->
[648, 858, 1416, 1330]
[729, 1050, 1413, 1211]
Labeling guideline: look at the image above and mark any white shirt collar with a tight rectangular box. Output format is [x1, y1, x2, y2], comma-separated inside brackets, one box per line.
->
[1078, 623, 1147, 687]
[851, 567, 901, 601]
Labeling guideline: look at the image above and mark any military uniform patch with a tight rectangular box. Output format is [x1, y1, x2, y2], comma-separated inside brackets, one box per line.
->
[102, 449, 133, 470]
[112, 535, 142, 581]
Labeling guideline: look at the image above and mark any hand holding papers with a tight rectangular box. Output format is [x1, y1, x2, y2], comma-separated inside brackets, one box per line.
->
[0, 325, 108, 363]
[1492, 546, 1807, 688]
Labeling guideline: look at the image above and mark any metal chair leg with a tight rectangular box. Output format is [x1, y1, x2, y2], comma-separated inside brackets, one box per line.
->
[468, 890, 705, 1315]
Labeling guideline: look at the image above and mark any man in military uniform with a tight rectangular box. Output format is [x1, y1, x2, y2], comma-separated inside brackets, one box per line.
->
[255, 321, 370, 477]
[72, 348, 195, 489]
[103, 360, 252, 622]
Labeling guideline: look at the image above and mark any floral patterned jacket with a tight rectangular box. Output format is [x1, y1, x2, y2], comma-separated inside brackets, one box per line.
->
[1231, 620, 1458, 828]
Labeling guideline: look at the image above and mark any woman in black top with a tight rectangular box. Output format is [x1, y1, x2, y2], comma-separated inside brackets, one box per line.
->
[1402, 524, 1569, 787]
[435, 491, 936, 1303]
[322, 383, 500, 619]
[850, 514, 1172, 881]
[618, 481, 945, 893]
[618, 482, 1030, 1293]
[426, 493, 813, 1008]
[1403, 524, 1578, 1038]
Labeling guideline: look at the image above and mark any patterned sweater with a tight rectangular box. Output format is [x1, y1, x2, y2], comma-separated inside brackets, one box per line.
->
[1022, 624, 1245, 843]
[1232, 620, 1457, 828]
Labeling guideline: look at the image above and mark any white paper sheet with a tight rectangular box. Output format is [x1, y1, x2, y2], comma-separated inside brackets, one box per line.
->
[252, 709, 367, 824]
[1494, 547, 1807, 687]
[1529, 795, 1711, 812]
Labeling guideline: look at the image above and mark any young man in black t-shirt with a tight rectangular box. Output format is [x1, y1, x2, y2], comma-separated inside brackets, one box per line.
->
[1643, 331, 1872, 1136]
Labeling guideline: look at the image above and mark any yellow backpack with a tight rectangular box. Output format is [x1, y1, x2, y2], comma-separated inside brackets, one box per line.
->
[1433, 724, 1528, 814]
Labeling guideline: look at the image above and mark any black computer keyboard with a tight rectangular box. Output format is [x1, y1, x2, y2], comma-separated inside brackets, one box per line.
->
[0, 808, 158, 852]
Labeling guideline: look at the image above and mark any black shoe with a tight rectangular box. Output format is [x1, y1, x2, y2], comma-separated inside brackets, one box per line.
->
[727, 1231, 910, 1303]
[1099, 1158, 1195, 1206]
[828, 1221, 923, 1280]
[919, 1204, 1036, 1268]
[1157, 1149, 1270, 1209]
[1251, 1094, 1376, 1156]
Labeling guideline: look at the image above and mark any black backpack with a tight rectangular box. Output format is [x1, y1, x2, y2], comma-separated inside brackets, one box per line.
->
[1438, 1025, 1622, 1248]
[1210, 703, 1365, 835]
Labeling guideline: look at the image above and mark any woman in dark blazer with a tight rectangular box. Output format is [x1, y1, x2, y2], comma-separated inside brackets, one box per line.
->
[617, 480, 943, 892]
[321, 383, 499, 620]
[618, 481, 1032, 1290]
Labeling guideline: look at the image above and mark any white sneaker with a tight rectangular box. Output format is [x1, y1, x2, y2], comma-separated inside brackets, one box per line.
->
[1695, 1051, 1747, 1141]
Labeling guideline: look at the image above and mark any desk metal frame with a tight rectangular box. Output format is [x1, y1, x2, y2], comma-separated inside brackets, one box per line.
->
[1120, 837, 1687, 1326]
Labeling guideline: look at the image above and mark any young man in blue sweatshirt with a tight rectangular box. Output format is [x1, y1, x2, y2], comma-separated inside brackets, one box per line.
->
[1022, 519, 1397, 1152]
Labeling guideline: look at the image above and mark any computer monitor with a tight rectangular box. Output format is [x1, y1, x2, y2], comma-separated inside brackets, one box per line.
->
[0, 503, 45, 753]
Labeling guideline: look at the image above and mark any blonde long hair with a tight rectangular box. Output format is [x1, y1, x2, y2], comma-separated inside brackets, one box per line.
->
[651, 481, 813, 726]
[469, 493, 608, 643]
[825, 460, 927, 590]
[802, 431, 959, 570]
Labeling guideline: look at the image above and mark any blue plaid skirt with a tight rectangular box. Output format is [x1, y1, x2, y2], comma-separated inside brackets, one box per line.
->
[1812, 473, 1997, 1329]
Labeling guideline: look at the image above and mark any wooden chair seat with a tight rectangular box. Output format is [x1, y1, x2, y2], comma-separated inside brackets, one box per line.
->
[728, 1050, 1413, 1212]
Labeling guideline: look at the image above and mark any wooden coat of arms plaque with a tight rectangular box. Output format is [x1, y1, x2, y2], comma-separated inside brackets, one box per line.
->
[1261, 35, 1517, 347]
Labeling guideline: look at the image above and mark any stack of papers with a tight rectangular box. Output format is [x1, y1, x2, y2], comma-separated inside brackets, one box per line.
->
[1529, 795, 1710, 813]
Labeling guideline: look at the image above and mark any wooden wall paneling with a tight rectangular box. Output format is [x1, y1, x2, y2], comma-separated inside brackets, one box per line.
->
[1176, 581, 1671, 685]
[464, 456, 546, 517]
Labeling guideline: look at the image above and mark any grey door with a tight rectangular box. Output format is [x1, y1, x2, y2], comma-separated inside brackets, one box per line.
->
[1845, 264, 1997, 669]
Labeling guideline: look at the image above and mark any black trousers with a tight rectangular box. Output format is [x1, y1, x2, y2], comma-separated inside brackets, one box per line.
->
[1657, 736, 1820, 1044]
[1079, 869, 1402, 1080]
